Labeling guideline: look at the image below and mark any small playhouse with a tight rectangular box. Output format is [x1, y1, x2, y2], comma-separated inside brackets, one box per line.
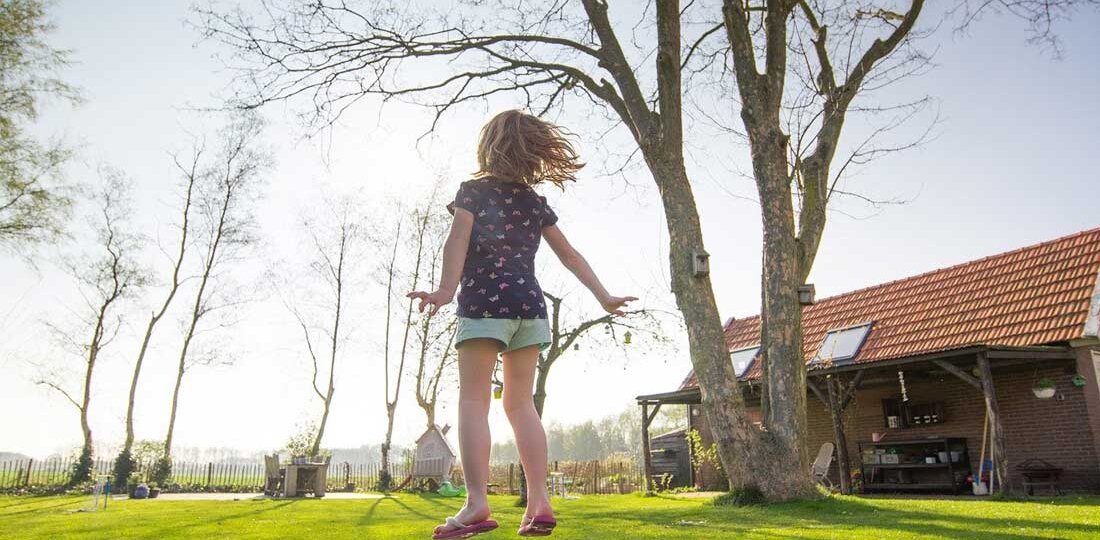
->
[412, 424, 457, 489]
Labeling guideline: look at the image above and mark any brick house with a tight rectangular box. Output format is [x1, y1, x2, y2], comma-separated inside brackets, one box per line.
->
[637, 228, 1100, 493]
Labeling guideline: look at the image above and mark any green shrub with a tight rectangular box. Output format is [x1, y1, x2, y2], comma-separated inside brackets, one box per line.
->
[113, 449, 136, 492]
[150, 456, 173, 486]
[712, 485, 766, 506]
[68, 447, 93, 487]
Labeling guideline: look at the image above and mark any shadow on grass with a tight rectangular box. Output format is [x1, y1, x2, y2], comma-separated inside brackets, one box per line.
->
[141, 499, 302, 538]
[573, 495, 1098, 540]
[0, 498, 83, 516]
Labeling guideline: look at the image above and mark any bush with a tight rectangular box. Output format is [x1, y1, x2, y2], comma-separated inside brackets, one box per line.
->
[375, 469, 393, 492]
[150, 456, 173, 486]
[69, 447, 93, 487]
[113, 449, 136, 492]
[712, 485, 766, 507]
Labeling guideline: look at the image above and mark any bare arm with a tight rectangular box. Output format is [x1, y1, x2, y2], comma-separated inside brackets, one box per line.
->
[542, 224, 636, 315]
[407, 208, 473, 315]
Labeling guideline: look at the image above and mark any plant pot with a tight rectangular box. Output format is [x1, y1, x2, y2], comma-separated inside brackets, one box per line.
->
[1032, 387, 1056, 399]
[149, 488, 160, 499]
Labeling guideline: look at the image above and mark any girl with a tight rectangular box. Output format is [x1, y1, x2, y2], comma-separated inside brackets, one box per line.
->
[408, 110, 635, 538]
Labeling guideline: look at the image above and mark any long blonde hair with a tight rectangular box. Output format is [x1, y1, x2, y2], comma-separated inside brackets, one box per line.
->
[475, 110, 583, 187]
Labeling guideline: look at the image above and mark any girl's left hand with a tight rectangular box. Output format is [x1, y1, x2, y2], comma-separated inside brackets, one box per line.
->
[601, 295, 638, 316]
[406, 290, 453, 316]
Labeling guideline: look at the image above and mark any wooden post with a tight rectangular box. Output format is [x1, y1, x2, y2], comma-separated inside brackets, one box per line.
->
[25, 459, 33, 486]
[508, 463, 514, 495]
[641, 402, 654, 492]
[826, 377, 852, 494]
[593, 460, 599, 494]
[977, 352, 1009, 489]
[207, 462, 214, 486]
[809, 372, 863, 495]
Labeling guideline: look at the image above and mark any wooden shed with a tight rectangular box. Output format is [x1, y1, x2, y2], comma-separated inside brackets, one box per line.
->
[413, 424, 457, 487]
[650, 427, 692, 489]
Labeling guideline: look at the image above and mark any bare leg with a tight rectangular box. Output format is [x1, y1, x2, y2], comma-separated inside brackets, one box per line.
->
[501, 345, 553, 521]
[441, 338, 498, 531]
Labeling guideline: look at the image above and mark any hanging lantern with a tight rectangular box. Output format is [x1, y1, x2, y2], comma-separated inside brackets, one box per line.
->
[898, 370, 908, 402]
[573, 343, 580, 351]
[493, 384, 503, 400]
[623, 331, 632, 345]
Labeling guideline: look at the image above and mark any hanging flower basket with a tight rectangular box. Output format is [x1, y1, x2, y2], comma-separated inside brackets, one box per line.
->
[1032, 377, 1056, 399]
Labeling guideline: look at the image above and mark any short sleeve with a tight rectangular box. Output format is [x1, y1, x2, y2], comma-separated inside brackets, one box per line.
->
[447, 182, 477, 216]
[539, 195, 558, 228]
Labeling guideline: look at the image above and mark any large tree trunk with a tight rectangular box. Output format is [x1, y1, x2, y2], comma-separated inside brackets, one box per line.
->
[751, 129, 815, 499]
[647, 154, 759, 492]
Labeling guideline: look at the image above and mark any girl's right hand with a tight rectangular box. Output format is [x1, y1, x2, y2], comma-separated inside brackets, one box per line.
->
[600, 295, 638, 317]
[406, 290, 453, 316]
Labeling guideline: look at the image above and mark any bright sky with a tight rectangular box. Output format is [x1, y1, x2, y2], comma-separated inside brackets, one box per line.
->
[1, 2, 1098, 459]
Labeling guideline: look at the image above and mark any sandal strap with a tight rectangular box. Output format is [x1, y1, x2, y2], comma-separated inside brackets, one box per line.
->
[446, 516, 468, 529]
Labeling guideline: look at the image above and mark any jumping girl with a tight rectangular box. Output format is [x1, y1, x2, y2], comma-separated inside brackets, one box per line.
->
[408, 110, 635, 538]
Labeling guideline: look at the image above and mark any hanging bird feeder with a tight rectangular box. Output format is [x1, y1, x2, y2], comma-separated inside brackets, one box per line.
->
[493, 384, 503, 400]
[898, 370, 909, 402]
[623, 331, 632, 345]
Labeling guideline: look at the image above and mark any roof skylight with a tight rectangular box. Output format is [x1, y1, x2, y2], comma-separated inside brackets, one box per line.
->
[730, 346, 760, 377]
[811, 322, 873, 365]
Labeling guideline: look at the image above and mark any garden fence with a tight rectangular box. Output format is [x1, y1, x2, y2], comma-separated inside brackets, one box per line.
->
[476, 459, 645, 496]
[0, 458, 410, 493]
[0, 457, 643, 495]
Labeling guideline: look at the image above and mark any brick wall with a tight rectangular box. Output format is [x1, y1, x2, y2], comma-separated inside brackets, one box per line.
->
[687, 356, 1100, 492]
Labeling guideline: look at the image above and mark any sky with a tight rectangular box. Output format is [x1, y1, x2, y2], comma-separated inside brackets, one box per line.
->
[1, 1, 1098, 460]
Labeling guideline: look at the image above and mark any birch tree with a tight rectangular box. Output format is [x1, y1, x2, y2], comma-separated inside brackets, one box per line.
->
[37, 169, 144, 485]
[199, 0, 1094, 500]
[113, 151, 200, 491]
[156, 115, 267, 481]
[288, 194, 365, 457]
[378, 201, 437, 489]
[410, 204, 458, 432]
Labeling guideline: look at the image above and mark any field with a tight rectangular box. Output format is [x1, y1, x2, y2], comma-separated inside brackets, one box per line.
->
[2, 492, 1098, 539]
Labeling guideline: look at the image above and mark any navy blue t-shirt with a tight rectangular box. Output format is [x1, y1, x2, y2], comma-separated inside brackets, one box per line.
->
[448, 177, 558, 319]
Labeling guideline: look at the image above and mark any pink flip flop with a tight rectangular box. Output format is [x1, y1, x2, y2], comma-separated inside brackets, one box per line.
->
[518, 515, 557, 537]
[432, 516, 499, 539]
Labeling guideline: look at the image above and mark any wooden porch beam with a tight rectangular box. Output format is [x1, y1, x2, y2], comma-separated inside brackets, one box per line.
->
[806, 378, 829, 405]
[646, 402, 663, 426]
[977, 352, 1009, 489]
[932, 359, 984, 391]
[839, 370, 865, 411]
[641, 402, 654, 492]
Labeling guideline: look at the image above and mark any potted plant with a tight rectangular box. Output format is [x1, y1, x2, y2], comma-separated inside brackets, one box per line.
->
[1032, 377, 1056, 399]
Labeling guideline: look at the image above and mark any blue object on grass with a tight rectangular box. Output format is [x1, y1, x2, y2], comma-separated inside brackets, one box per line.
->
[133, 483, 149, 499]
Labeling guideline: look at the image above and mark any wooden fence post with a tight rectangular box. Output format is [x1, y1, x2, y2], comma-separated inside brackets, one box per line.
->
[508, 463, 515, 495]
[25, 459, 34, 486]
[206, 462, 213, 486]
[593, 461, 599, 495]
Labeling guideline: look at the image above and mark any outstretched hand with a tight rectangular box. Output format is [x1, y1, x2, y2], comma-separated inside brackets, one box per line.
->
[406, 290, 453, 316]
[600, 295, 638, 317]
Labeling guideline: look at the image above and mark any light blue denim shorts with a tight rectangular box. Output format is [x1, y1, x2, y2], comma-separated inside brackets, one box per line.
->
[455, 317, 551, 352]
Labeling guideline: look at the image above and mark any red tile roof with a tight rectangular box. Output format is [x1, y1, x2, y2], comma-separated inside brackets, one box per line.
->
[680, 227, 1100, 390]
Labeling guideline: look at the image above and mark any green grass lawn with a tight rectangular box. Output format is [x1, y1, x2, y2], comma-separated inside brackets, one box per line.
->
[2, 492, 1098, 539]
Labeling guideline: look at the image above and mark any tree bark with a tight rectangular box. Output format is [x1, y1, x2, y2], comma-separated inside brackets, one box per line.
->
[121, 170, 194, 462]
[825, 376, 852, 494]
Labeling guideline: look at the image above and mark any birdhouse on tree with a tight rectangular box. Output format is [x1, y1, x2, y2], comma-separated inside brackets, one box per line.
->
[413, 424, 457, 487]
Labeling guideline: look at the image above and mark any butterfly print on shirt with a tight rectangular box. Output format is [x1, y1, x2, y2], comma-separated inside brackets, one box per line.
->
[451, 178, 557, 320]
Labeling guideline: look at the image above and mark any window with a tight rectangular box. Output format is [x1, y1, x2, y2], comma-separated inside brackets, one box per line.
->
[811, 322, 873, 365]
[730, 346, 760, 377]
